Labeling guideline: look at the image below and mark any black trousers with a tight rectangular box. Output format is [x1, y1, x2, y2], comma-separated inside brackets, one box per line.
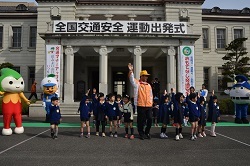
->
[96, 120, 105, 133]
[137, 106, 152, 136]
[28, 92, 38, 100]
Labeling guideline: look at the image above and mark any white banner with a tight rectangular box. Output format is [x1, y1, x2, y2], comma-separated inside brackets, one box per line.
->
[179, 46, 195, 95]
[46, 45, 61, 96]
[53, 21, 187, 34]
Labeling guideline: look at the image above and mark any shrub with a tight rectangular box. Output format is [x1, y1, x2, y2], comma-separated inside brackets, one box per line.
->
[218, 98, 235, 115]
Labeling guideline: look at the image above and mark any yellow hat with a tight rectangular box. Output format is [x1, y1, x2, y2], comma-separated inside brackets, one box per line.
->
[140, 70, 150, 76]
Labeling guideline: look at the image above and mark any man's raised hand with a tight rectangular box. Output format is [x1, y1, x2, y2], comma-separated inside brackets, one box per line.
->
[128, 63, 133, 71]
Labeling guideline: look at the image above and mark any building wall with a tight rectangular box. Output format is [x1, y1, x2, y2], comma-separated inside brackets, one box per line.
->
[0, 18, 37, 91]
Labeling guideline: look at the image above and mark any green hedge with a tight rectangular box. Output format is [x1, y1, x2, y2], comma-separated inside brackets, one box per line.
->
[0, 97, 32, 115]
[217, 98, 250, 115]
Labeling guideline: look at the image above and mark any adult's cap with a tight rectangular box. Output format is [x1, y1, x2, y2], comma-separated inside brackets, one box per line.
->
[140, 70, 150, 76]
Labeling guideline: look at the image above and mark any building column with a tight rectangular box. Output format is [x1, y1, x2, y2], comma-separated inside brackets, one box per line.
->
[128, 14, 137, 21]
[64, 45, 79, 103]
[94, 46, 113, 95]
[104, 14, 114, 21]
[82, 14, 91, 21]
[128, 46, 147, 79]
[162, 46, 176, 92]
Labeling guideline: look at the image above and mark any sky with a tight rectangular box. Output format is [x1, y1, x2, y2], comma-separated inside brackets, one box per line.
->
[0, 0, 249, 9]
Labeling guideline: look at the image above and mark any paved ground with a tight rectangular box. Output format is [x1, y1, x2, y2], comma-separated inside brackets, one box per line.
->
[0, 115, 250, 166]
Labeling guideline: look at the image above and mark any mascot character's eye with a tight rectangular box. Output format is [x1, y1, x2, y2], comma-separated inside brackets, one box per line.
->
[46, 87, 49, 90]
[9, 81, 13, 85]
[233, 87, 236, 89]
[240, 86, 244, 89]
[21, 81, 23, 85]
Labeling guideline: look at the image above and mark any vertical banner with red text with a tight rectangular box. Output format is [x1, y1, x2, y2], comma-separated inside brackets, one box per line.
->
[46, 45, 61, 97]
[179, 46, 195, 95]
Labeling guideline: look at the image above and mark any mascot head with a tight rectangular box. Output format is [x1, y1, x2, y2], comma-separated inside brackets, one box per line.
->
[230, 75, 250, 104]
[0, 68, 24, 93]
[41, 74, 58, 95]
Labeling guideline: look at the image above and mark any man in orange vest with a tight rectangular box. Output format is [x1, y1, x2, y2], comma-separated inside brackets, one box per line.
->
[28, 80, 38, 100]
[128, 63, 153, 140]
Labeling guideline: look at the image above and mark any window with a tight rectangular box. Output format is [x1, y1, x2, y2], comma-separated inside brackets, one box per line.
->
[29, 27, 37, 48]
[0, 27, 3, 48]
[202, 28, 209, 48]
[12, 27, 22, 47]
[234, 29, 243, 39]
[217, 29, 226, 49]
[217, 67, 224, 91]
[28, 66, 35, 89]
[203, 67, 210, 90]
[12, 66, 20, 73]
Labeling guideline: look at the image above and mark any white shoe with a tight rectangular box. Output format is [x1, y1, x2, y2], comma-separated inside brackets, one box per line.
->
[198, 133, 203, 138]
[96, 132, 99, 136]
[2, 128, 13, 136]
[160, 133, 165, 139]
[190, 136, 195, 141]
[14, 126, 24, 134]
[102, 133, 106, 137]
[175, 135, 180, 141]
[193, 134, 197, 139]
[179, 133, 183, 139]
[163, 133, 168, 138]
[210, 132, 216, 137]
[202, 132, 206, 137]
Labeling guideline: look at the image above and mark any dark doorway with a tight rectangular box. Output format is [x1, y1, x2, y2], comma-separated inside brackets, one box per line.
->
[88, 67, 99, 93]
[112, 67, 128, 96]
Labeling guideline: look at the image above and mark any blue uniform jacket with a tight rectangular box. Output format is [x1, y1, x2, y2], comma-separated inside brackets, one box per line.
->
[106, 101, 120, 118]
[208, 96, 220, 122]
[186, 98, 200, 118]
[43, 93, 58, 114]
[96, 102, 108, 121]
[78, 95, 92, 119]
[49, 104, 61, 122]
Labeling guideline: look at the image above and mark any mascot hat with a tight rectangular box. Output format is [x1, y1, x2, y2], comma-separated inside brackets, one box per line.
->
[41, 74, 58, 88]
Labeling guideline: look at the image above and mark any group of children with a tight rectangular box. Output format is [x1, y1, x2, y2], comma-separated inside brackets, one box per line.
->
[48, 86, 220, 141]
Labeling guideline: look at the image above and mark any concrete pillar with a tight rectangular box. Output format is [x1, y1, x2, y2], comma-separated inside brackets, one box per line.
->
[128, 14, 137, 21]
[104, 14, 114, 21]
[128, 46, 147, 79]
[82, 14, 91, 21]
[64, 45, 79, 103]
[162, 46, 176, 92]
[94, 46, 113, 95]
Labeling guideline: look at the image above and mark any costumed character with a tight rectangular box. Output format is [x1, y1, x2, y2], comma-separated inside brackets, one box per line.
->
[225, 75, 250, 124]
[0, 68, 30, 135]
[41, 74, 58, 122]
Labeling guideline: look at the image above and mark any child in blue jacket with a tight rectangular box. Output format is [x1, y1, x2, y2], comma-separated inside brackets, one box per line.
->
[95, 92, 108, 137]
[159, 90, 172, 139]
[207, 90, 220, 137]
[78, 89, 92, 138]
[107, 93, 120, 138]
[49, 97, 61, 139]
[186, 92, 200, 141]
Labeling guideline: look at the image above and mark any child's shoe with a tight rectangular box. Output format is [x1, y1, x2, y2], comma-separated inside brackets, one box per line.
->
[179, 133, 183, 139]
[160, 133, 165, 139]
[114, 133, 118, 138]
[96, 132, 99, 136]
[163, 133, 168, 138]
[175, 135, 180, 141]
[102, 133, 106, 137]
[110, 132, 113, 137]
[130, 135, 134, 140]
[198, 133, 203, 138]
[194, 134, 197, 139]
[202, 132, 206, 137]
[190, 136, 195, 141]
[85, 134, 90, 138]
[210, 132, 216, 137]
[124, 134, 128, 138]
[51, 132, 54, 138]
[79, 133, 83, 138]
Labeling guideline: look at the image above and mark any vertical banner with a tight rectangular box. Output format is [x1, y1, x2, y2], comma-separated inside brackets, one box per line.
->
[46, 45, 61, 96]
[179, 46, 195, 95]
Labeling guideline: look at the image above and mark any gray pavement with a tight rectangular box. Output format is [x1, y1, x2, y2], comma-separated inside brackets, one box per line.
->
[0, 116, 250, 166]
